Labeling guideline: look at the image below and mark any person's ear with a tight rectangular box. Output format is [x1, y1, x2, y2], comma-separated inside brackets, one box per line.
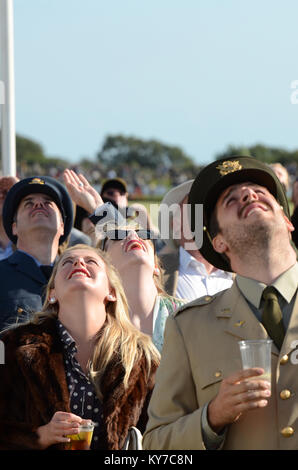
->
[154, 266, 160, 276]
[48, 289, 57, 304]
[212, 234, 228, 254]
[59, 219, 64, 236]
[12, 222, 18, 236]
[106, 290, 116, 302]
[283, 214, 295, 233]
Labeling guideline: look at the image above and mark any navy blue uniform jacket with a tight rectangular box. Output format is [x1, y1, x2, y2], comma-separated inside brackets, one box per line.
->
[0, 251, 49, 332]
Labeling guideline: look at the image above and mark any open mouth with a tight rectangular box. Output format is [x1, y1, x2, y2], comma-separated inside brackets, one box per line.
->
[68, 268, 91, 279]
[125, 240, 146, 253]
[31, 209, 48, 217]
[241, 202, 268, 218]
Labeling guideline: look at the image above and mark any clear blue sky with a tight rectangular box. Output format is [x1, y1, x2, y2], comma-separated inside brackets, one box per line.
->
[12, 0, 298, 165]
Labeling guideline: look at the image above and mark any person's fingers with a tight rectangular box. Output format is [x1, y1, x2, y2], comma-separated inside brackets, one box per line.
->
[52, 411, 82, 423]
[63, 170, 80, 191]
[231, 378, 271, 396]
[225, 368, 265, 385]
[234, 387, 271, 405]
[55, 435, 71, 443]
[78, 174, 90, 187]
[233, 398, 269, 414]
[71, 171, 84, 186]
[63, 169, 71, 184]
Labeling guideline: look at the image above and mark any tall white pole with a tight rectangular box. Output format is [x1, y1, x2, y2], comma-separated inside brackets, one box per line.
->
[0, 0, 16, 176]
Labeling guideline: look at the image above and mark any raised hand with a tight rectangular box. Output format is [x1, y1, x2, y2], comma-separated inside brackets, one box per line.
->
[63, 169, 103, 214]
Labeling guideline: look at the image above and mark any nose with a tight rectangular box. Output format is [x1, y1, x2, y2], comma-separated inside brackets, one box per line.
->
[73, 257, 86, 267]
[125, 230, 140, 241]
[33, 196, 46, 208]
[240, 186, 258, 203]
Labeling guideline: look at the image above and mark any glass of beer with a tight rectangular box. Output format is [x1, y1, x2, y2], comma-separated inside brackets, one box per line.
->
[238, 339, 272, 384]
[66, 421, 95, 450]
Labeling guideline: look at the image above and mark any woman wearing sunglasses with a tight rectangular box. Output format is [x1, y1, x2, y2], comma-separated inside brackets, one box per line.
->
[0, 244, 159, 449]
[63, 170, 184, 352]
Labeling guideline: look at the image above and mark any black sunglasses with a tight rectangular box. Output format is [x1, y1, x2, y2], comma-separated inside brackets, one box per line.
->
[101, 229, 156, 251]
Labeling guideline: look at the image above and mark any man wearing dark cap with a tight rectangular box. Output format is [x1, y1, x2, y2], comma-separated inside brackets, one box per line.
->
[143, 157, 298, 450]
[0, 176, 73, 331]
[100, 177, 129, 209]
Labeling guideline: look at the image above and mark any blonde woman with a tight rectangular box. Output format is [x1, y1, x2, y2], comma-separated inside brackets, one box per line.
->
[0, 245, 159, 450]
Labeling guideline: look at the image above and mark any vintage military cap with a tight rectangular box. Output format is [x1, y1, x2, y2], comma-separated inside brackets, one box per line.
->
[188, 156, 290, 272]
[3, 176, 73, 245]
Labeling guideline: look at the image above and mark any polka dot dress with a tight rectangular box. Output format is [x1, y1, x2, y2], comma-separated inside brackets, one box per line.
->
[57, 320, 103, 449]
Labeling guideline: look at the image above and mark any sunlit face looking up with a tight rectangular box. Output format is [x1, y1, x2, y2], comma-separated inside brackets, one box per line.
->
[212, 182, 294, 257]
[215, 182, 288, 222]
[103, 229, 156, 274]
[51, 248, 115, 306]
[12, 193, 64, 240]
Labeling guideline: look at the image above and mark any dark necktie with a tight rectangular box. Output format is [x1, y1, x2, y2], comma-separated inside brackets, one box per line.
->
[262, 286, 285, 350]
[40, 264, 53, 281]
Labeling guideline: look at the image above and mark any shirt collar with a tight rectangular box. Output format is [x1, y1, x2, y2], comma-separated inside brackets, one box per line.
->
[56, 319, 77, 354]
[179, 246, 233, 279]
[236, 262, 298, 308]
[16, 249, 54, 268]
[16, 249, 42, 267]
[179, 246, 210, 274]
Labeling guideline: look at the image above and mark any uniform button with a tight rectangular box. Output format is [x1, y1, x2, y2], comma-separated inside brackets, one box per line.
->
[281, 426, 294, 437]
[280, 355, 289, 365]
[280, 390, 291, 400]
[214, 371, 222, 378]
[17, 307, 23, 314]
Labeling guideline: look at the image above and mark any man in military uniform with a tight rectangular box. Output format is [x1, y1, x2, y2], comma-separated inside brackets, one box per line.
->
[0, 176, 73, 332]
[143, 156, 298, 450]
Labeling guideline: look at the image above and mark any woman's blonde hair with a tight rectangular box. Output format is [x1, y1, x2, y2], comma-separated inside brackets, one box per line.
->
[33, 244, 160, 397]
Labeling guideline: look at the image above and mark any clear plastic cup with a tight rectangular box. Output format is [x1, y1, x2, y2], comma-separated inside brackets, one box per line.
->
[66, 421, 95, 450]
[238, 339, 272, 384]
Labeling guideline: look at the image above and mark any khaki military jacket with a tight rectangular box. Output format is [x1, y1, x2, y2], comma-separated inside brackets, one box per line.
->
[143, 281, 298, 450]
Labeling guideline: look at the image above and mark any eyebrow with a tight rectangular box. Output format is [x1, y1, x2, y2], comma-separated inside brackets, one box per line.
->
[61, 254, 100, 262]
[22, 194, 53, 203]
[220, 186, 239, 206]
[220, 182, 264, 205]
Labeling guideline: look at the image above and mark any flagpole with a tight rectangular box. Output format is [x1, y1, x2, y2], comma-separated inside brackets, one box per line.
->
[0, 0, 16, 176]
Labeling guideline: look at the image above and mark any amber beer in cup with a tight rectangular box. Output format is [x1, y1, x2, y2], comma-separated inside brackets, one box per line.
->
[66, 421, 95, 450]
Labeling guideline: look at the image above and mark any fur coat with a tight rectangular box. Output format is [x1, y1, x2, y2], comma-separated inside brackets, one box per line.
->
[0, 317, 158, 450]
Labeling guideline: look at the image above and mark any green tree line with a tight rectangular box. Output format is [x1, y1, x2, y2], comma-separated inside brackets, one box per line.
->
[1, 134, 297, 173]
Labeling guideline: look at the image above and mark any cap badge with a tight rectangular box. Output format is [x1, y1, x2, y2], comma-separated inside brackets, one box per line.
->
[216, 160, 242, 176]
[29, 178, 45, 185]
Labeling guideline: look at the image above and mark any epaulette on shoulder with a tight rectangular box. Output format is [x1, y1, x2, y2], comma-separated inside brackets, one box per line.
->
[173, 293, 217, 317]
